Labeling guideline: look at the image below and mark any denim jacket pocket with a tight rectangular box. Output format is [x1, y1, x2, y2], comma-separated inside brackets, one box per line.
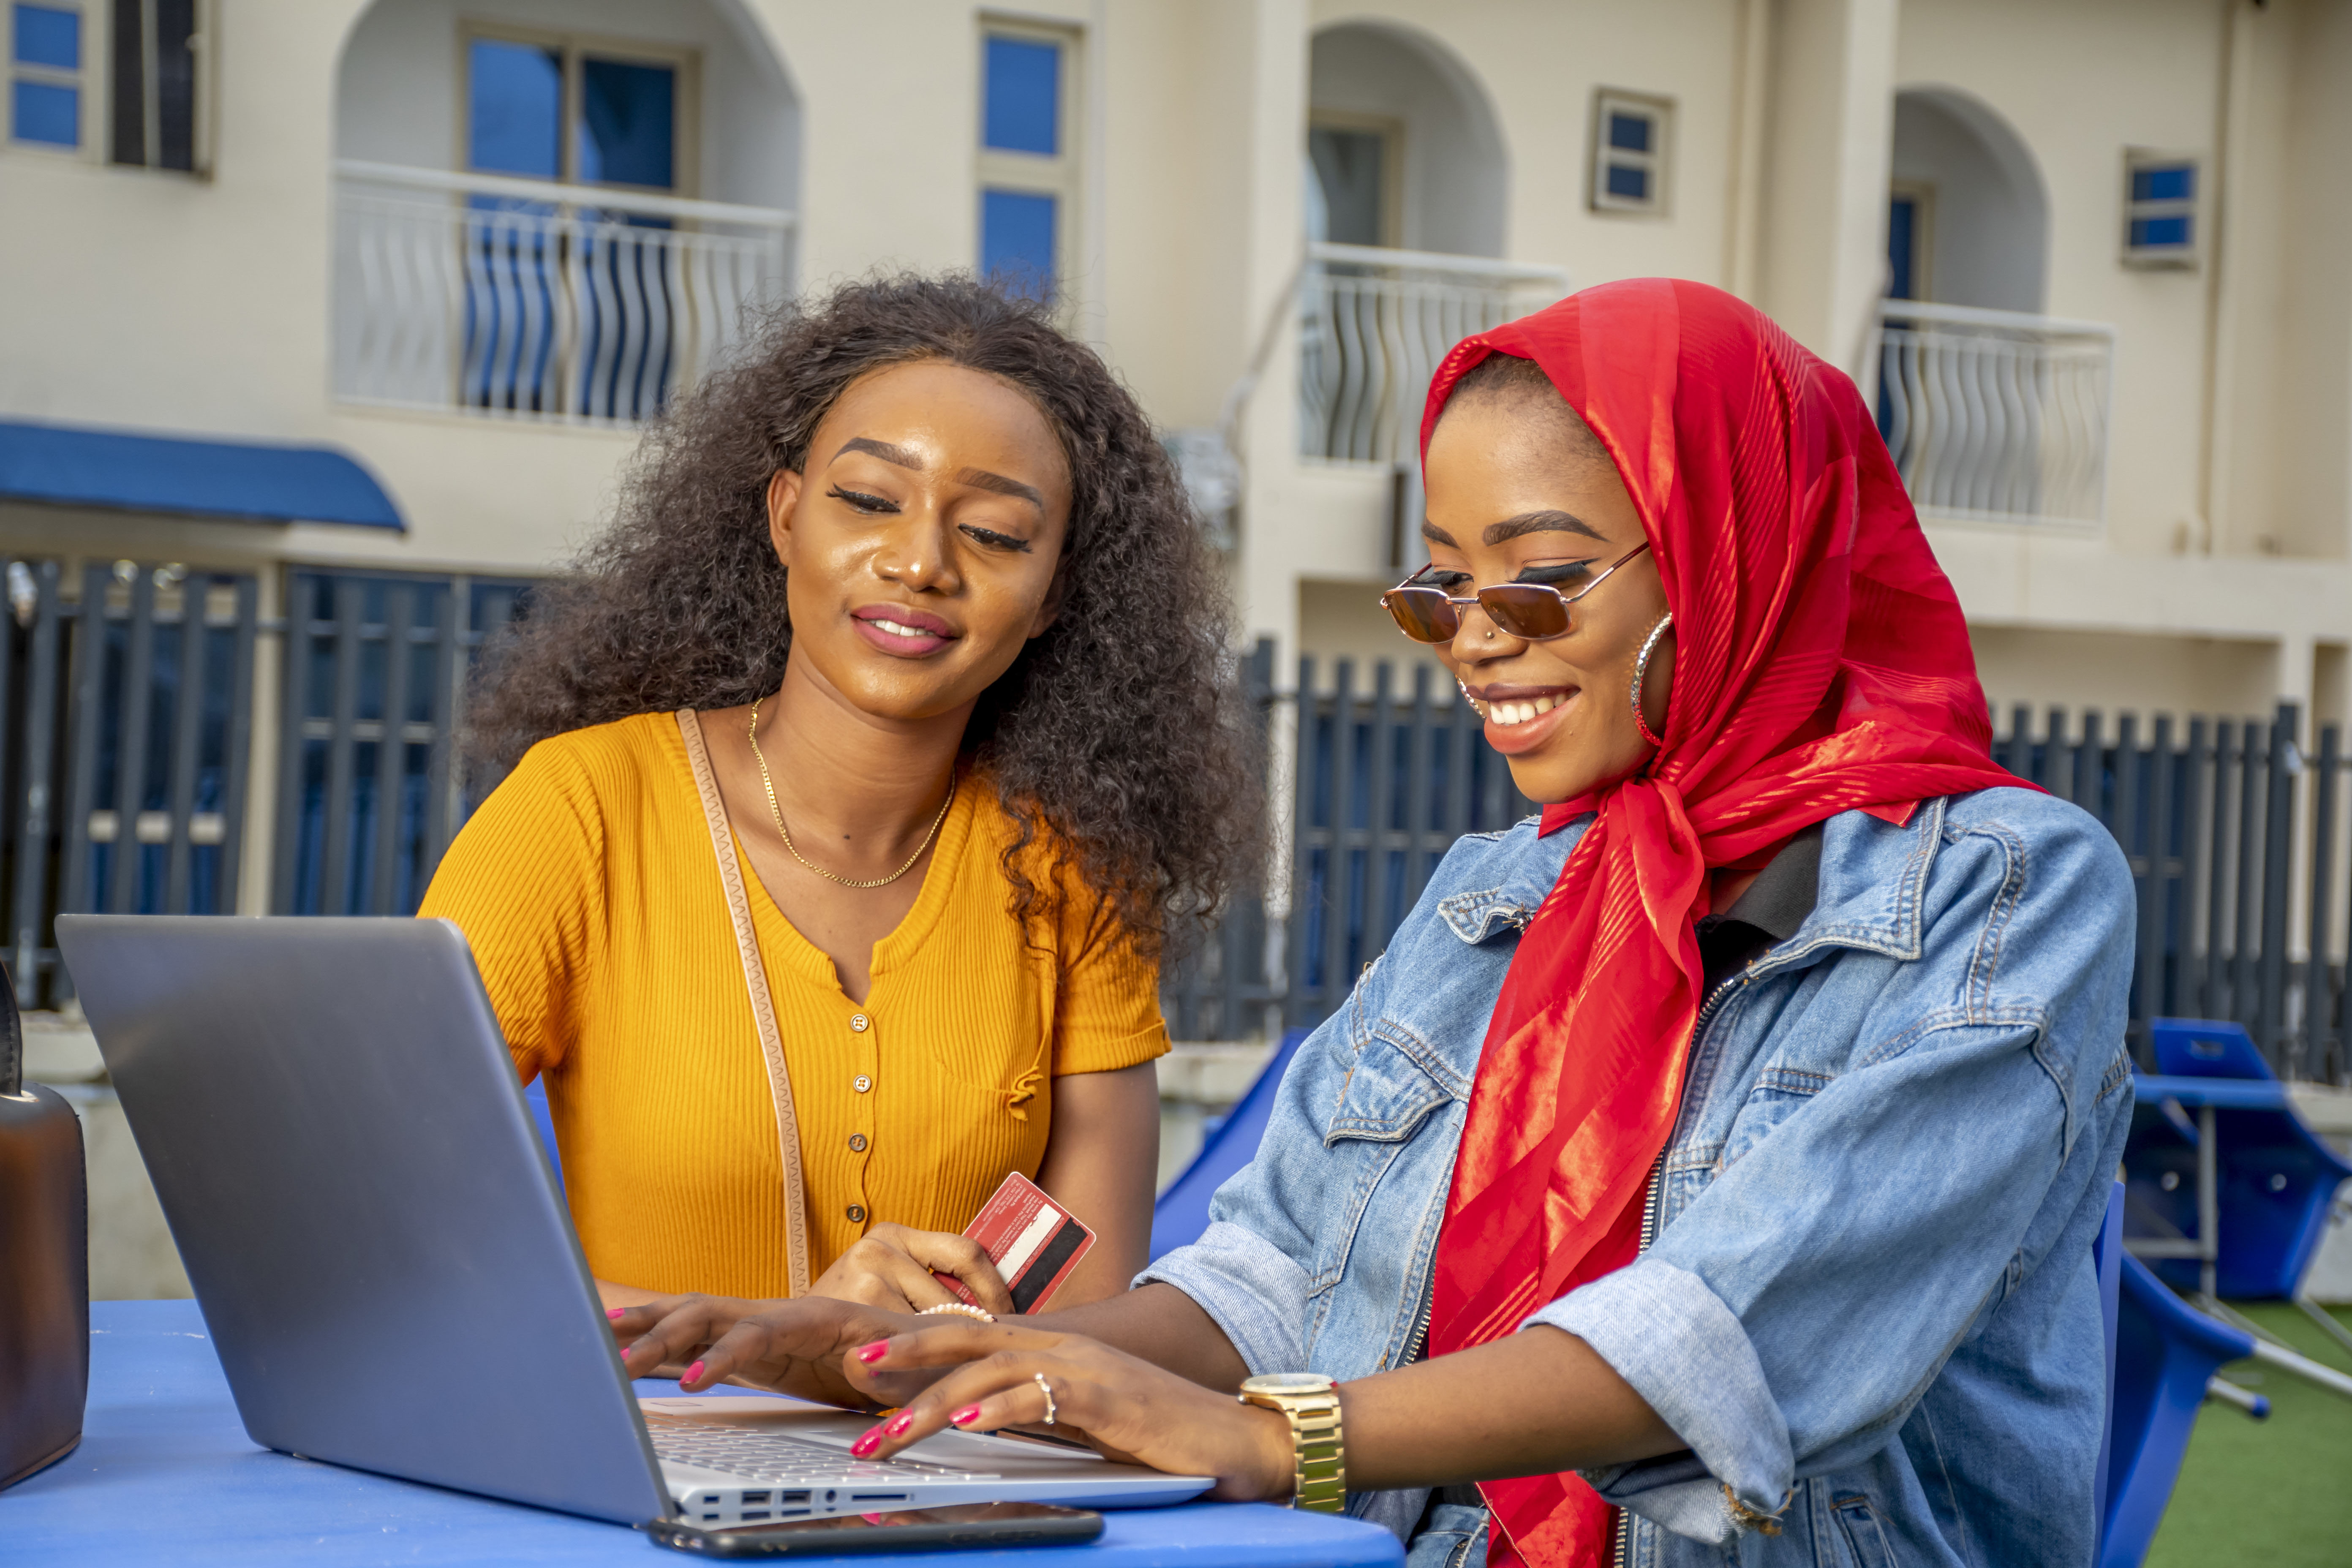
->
[1308, 1029, 1455, 1308]
[1719, 1062, 1833, 1171]
[1325, 1023, 1456, 1146]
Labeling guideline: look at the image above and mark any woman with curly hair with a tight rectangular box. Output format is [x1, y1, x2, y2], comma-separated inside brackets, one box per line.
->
[420, 275, 1257, 1316]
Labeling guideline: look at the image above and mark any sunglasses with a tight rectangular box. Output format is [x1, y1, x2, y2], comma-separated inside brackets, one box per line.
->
[1378, 541, 1652, 644]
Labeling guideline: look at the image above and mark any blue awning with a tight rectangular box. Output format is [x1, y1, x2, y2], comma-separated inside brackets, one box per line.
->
[0, 419, 403, 530]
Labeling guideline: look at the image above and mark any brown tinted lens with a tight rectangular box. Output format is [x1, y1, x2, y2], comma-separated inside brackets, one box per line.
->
[1383, 588, 1460, 643]
[1476, 585, 1572, 640]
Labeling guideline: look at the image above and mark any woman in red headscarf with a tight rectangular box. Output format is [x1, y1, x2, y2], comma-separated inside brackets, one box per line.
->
[610, 281, 2137, 1568]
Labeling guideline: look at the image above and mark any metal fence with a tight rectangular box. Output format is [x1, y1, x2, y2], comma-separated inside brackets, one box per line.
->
[272, 569, 532, 917]
[7, 576, 2345, 1082]
[1160, 646, 1537, 1041]
[0, 557, 531, 1007]
[1168, 651, 2352, 1086]
[1, 556, 261, 1004]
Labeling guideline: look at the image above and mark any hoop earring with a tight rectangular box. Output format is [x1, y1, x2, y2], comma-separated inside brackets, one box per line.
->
[1631, 613, 1673, 749]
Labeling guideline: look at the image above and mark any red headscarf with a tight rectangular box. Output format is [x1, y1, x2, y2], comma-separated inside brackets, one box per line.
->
[1418, 280, 2024, 1567]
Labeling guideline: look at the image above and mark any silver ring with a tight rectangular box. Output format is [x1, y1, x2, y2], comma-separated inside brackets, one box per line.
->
[1032, 1372, 1057, 1426]
[1631, 613, 1673, 749]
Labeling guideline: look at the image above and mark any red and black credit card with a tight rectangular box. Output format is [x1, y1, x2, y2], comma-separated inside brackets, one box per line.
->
[933, 1172, 1095, 1315]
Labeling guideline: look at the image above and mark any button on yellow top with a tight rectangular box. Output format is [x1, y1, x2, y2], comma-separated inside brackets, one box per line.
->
[850, 1014, 870, 1033]
[419, 713, 1169, 1299]
[853, 1075, 872, 1094]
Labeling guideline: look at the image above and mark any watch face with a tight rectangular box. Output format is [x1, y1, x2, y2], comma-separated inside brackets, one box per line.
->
[1243, 1372, 1337, 1396]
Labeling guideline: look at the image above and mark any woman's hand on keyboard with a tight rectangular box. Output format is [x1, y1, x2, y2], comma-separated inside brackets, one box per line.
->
[806, 1223, 1016, 1317]
[610, 1293, 935, 1409]
[839, 1321, 1296, 1503]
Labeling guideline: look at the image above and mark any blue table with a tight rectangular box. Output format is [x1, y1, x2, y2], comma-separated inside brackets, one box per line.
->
[8, 1301, 1401, 1567]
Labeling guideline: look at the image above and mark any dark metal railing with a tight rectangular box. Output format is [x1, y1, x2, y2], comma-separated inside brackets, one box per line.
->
[6, 582, 2344, 1081]
[272, 569, 531, 917]
[1, 556, 261, 1006]
[1165, 650, 2351, 1087]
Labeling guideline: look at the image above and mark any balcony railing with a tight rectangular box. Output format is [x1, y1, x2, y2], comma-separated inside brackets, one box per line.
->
[1873, 299, 2115, 528]
[332, 160, 793, 425]
[1298, 242, 1572, 466]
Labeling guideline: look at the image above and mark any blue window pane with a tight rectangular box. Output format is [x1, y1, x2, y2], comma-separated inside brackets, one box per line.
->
[13, 3, 78, 68]
[468, 38, 561, 178]
[579, 57, 675, 190]
[1886, 196, 1919, 300]
[11, 77, 75, 144]
[1605, 161, 1649, 201]
[1607, 112, 1651, 153]
[2130, 214, 2193, 250]
[981, 188, 1056, 301]
[2132, 165, 2194, 204]
[983, 35, 1059, 155]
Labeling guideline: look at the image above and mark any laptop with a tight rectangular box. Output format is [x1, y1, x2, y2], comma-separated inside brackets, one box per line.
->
[57, 915, 1212, 1527]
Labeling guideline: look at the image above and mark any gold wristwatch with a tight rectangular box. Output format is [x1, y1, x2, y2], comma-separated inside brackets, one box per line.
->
[1237, 1372, 1345, 1512]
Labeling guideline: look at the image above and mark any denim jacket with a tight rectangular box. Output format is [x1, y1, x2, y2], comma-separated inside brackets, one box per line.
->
[1142, 788, 2136, 1567]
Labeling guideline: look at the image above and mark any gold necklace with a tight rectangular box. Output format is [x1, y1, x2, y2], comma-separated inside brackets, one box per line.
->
[747, 698, 953, 889]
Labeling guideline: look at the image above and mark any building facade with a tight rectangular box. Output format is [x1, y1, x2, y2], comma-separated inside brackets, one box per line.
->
[3, 0, 2349, 941]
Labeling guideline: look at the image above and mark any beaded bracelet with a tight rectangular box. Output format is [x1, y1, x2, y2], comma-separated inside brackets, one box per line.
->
[920, 1301, 998, 1324]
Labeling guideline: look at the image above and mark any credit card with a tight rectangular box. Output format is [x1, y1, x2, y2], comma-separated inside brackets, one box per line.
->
[934, 1172, 1095, 1314]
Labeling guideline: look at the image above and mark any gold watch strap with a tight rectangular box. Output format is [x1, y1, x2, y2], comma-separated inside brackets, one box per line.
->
[1240, 1389, 1345, 1513]
[1287, 1393, 1345, 1513]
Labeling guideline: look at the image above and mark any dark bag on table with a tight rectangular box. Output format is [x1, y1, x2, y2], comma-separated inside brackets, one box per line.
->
[0, 963, 88, 1488]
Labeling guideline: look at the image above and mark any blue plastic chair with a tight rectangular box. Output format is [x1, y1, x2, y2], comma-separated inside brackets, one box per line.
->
[2098, 1244, 2258, 1568]
[1149, 1027, 1309, 1260]
[2125, 1019, 2352, 1301]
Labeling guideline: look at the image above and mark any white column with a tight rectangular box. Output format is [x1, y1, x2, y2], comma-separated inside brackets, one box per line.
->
[1754, 0, 1901, 379]
[1230, 0, 1310, 675]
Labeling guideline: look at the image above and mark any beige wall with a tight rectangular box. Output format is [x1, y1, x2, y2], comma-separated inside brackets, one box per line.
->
[1971, 625, 2281, 727]
[1297, 579, 1450, 694]
[4, 0, 2351, 729]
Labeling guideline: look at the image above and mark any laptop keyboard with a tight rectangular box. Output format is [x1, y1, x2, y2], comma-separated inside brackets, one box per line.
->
[644, 1411, 1001, 1484]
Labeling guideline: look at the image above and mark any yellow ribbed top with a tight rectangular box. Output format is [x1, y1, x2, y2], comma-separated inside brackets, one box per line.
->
[417, 712, 1168, 1298]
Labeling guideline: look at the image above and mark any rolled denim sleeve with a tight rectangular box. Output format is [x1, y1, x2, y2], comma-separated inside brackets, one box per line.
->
[1134, 1010, 1359, 1374]
[1527, 809, 2135, 1542]
[1134, 1219, 1311, 1376]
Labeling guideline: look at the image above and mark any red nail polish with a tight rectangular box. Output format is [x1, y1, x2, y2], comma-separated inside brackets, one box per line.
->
[949, 1405, 981, 1426]
[684, 1360, 705, 1383]
[607, 1307, 626, 1320]
[855, 1341, 890, 1364]
[850, 1429, 881, 1456]
[883, 1413, 912, 1436]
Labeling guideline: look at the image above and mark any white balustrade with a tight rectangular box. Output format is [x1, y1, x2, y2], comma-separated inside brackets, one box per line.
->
[333, 160, 792, 425]
[1873, 300, 2115, 528]
[1298, 242, 1572, 466]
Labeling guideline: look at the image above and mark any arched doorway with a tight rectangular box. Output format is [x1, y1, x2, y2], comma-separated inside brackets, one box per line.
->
[1887, 87, 2047, 311]
[1305, 21, 1506, 258]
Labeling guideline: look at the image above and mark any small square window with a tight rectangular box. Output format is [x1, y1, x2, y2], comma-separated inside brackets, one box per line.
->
[1591, 91, 1670, 216]
[2123, 151, 2198, 268]
[11, 73, 74, 143]
[9, 0, 82, 150]
[976, 22, 1078, 313]
[1606, 112, 1650, 154]
[983, 35, 1058, 156]
[13, 3, 78, 69]
[980, 187, 1056, 301]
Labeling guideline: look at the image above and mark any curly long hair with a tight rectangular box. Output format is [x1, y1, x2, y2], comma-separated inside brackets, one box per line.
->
[466, 274, 1261, 956]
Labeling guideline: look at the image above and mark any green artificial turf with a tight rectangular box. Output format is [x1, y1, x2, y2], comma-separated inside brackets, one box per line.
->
[2143, 1300, 2352, 1568]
